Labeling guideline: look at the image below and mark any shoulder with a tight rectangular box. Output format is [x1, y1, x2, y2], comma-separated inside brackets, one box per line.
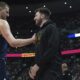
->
[0, 19, 7, 23]
[0, 19, 9, 28]
[46, 23, 57, 31]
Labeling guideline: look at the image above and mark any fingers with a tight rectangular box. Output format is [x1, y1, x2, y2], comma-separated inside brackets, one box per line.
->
[29, 70, 35, 80]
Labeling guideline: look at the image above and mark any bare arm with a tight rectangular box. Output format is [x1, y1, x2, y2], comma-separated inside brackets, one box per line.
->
[0, 20, 35, 48]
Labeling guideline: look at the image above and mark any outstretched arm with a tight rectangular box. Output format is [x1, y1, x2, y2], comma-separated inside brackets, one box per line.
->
[0, 20, 35, 48]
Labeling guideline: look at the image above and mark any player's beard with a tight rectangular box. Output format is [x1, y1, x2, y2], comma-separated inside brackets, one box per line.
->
[35, 19, 42, 26]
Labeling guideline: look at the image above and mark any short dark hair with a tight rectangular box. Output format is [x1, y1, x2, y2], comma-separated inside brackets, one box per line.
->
[35, 7, 51, 18]
[0, 1, 9, 9]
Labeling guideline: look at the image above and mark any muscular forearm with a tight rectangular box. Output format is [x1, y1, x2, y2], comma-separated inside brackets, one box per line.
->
[10, 38, 34, 48]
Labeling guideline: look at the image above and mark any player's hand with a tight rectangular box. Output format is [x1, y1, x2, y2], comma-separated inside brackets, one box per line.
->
[29, 64, 39, 79]
[31, 34, 36, 44]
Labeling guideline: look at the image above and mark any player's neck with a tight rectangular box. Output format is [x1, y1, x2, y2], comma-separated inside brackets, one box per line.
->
[0, 15, 6, 20]
[0, 14, 1, 19]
